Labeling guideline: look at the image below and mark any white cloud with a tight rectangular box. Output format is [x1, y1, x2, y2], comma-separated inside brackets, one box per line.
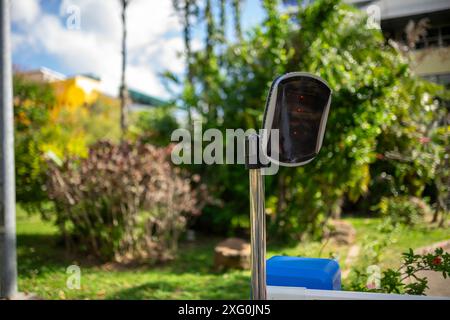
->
[11, 0, 184, 98]
[11, 0, 40, 25]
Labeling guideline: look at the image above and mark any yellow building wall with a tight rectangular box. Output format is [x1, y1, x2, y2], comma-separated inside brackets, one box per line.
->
[411, 47, 450, 76]
[50, 77, 101, 121]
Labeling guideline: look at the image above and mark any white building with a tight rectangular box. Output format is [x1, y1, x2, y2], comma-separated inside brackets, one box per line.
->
[347, 0, 450, 86]
[283, 0, 450, 86]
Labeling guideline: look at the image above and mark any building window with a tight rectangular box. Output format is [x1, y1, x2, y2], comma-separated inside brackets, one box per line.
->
[423, 73, 450, 88]
[416, 25, 450, 49]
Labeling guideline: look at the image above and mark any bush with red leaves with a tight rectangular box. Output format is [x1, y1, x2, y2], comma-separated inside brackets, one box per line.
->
[47, 140, 210, 263]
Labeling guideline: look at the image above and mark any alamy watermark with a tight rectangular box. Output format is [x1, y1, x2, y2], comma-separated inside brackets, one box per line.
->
[170, 120, 280, 175]
[66, 265, 81, 290]
[366, 265, 381, 290]
[366, 4, 381, 30]
[62, 4, 81, 30]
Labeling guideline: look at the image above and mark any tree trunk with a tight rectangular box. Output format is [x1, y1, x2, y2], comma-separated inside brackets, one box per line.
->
[204, 0, 216, 122]
[120, 0, 129, 137]
[232, 0, 242, 41]
[183, 0, 193, 128]
[218, 0, 226, 66]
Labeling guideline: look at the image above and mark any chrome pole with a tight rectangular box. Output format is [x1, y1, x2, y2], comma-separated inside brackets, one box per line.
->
[0, 0, 18, 299]
[249, 168, 266, 300]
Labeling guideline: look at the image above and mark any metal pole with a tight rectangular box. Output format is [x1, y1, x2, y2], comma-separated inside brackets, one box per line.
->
[0, 0, 18, 299]
[249, 168, 266, 300]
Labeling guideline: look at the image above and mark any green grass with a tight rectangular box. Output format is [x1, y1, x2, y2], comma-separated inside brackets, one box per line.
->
[16, 206, 450, 300]
[346, 217, 450, 268]
[17, 207, 249, 299]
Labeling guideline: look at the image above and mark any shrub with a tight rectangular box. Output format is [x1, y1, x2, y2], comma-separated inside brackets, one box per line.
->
[47, 140, 208, 263]
[42, 94, 122, 161]
[130, 106, 179, 147]
[13, 75, 122, 212]
[377, 196, 432, 226]
[348, 248, 450, 295]
[13, 75, 56, 208]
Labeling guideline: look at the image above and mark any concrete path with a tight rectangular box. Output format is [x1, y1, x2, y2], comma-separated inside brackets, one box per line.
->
[415, 240, 450, 297]
[342, 244, 360, 279]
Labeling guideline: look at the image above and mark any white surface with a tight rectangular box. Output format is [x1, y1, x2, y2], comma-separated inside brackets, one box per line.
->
[267, 286, 449, 300]
[346, 0, 450, 20]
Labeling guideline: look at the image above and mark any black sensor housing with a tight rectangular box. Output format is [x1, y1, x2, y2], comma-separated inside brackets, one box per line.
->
[261, 72, 332, 167]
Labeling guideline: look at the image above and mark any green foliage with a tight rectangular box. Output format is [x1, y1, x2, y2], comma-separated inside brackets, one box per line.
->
[171, 0, 449, 238]
[377, 196, 432, 226]
[346, 218, 450, 296]
[13, 76, 122, 211]
[349, 248, 450, 295]
[431, 121, 450, 226]
[130, 106, 180, 146]
[80, 98, 122, 145]
[173, 0, 297, 233]
[13, 75, 55, 207]
[366, 78, 448, 214]
[42, 96, 122, 160]
[357, 218, 401, 265]
[46, 140, 208, 262]
[276, 0, 414, 238]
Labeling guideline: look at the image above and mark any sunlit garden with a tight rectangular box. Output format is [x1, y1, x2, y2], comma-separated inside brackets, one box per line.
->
[2, 0, 450, 300]
[16, 206, 450, 299]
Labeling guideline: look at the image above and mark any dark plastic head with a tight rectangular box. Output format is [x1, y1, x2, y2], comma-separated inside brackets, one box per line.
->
[262, 72, 332, 167]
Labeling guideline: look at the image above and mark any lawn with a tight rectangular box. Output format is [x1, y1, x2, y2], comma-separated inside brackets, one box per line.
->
[16, 206, 450, 299]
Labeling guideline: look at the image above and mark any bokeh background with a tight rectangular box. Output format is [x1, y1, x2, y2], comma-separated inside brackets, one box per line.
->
[9, 0, 450, 299]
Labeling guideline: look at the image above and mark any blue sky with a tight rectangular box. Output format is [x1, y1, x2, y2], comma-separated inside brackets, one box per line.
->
[11, 0, 266, 99]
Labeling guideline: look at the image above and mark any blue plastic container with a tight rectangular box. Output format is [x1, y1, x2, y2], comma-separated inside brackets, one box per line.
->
[266, 256, 341, 290]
